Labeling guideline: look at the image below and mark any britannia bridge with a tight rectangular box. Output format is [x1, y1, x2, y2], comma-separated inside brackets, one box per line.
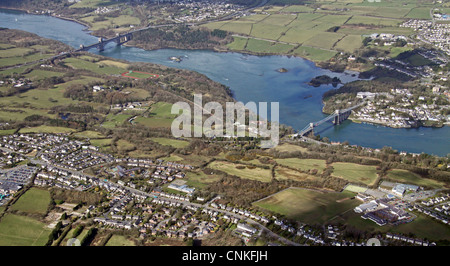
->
[77, 33, 133, 52]
[296, 101, 366, 137]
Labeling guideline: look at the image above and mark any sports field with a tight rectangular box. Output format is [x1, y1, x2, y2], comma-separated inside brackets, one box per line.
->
[105, 235, 136, 246]
[254, 188, 358, 224]
[9, 188, 51, 215]
[0, 214, 52, 246]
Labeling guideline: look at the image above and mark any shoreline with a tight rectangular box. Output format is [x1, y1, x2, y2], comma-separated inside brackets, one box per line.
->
[0, 6, 360, 74]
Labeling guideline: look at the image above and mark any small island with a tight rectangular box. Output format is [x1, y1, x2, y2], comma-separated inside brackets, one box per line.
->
[309, 75, 341, 87]
[169, 56, 182, 62]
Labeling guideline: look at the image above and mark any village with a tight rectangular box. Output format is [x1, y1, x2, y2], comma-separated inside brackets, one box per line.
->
[352, 87, 449, 128]
[171, 0, 244, 23]
[400, 18, 450, 56]
[0, 132, 447, 246]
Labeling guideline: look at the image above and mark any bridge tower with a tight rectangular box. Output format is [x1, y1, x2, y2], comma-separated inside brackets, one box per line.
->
[333, 110, 341, 125]
[308, 122, 314, 136]
[97, 37, 105, 52]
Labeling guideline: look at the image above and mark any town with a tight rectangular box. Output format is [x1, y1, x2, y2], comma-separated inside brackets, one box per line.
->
[0, 132, 448, 246]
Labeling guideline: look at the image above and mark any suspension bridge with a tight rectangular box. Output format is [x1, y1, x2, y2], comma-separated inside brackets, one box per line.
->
[295, 101, 366, 137]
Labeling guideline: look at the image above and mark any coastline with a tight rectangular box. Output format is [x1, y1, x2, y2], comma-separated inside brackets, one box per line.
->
[0, 6, 358, 74]
[322, 104, 447, 130]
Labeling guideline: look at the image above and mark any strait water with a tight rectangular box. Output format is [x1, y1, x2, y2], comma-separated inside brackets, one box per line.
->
[0, 8, 448, 156]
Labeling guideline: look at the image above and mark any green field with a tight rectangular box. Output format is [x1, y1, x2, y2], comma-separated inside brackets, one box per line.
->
[227, 36, 248, 50]
[260, 14, 297, 26]
[73, 130, 106, 139]
[275, 167, 322, 183]
[208, 161, 272, 182]
[385, 169, 444, 189]
[220, 21, 253, 35]
[280, 5, 316, 13]
[159, 154, 184, 162]
[19, 126, 76, 134]
[292, 46, 337, 62]
[0, 214, 52, 246]
[331, 162, 378, 186]
[0, 129, 17, 136]
[275, 158, 326, 173]
[245, 39, 294, 54]
[201, 0, 422, 63]
[130, 102, 176, 128]
[270, 143, 309, 154]
[0, 53, 52, 68]
[24, 69, 65, 80]
[102, 114, 132, 128]
[90, 138, 113, 148]
[70, 0, 118, 8]
[64, 57, 126, 75]
[344, 184, 368, 193]
[122, 71, 158, 79]
[81, 14, 141, 31]
[133, 116, 174, 128]
[105, 235, 136, 246]
[149, 102, 176, 118]
[254, 188, 358, 224]
[334, 34, 363, 53]
[0, 47, 33, 58]
[116, 139, 136, 152]
[302, 32, 346, 50]
[151, 137, 189, 148]
[185, 171, 221, 189]
[278, 28, 318, 44]
[9, 188, 51, 215]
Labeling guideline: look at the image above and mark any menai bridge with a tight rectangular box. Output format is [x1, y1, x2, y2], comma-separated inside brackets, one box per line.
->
[295, 101, 366, 137]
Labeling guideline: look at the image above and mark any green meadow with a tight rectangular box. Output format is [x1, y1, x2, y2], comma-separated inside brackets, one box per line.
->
[9, 188, 51, 215]
[254, 188, 358, 224]
[0, 214, 52, 246]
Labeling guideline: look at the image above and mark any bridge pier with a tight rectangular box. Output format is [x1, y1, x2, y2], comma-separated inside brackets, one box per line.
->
[115, 34, 132, 46]
[98, 43, 105, 52]
[333, 110, 351, 125]
[77, 33, 133, 53]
